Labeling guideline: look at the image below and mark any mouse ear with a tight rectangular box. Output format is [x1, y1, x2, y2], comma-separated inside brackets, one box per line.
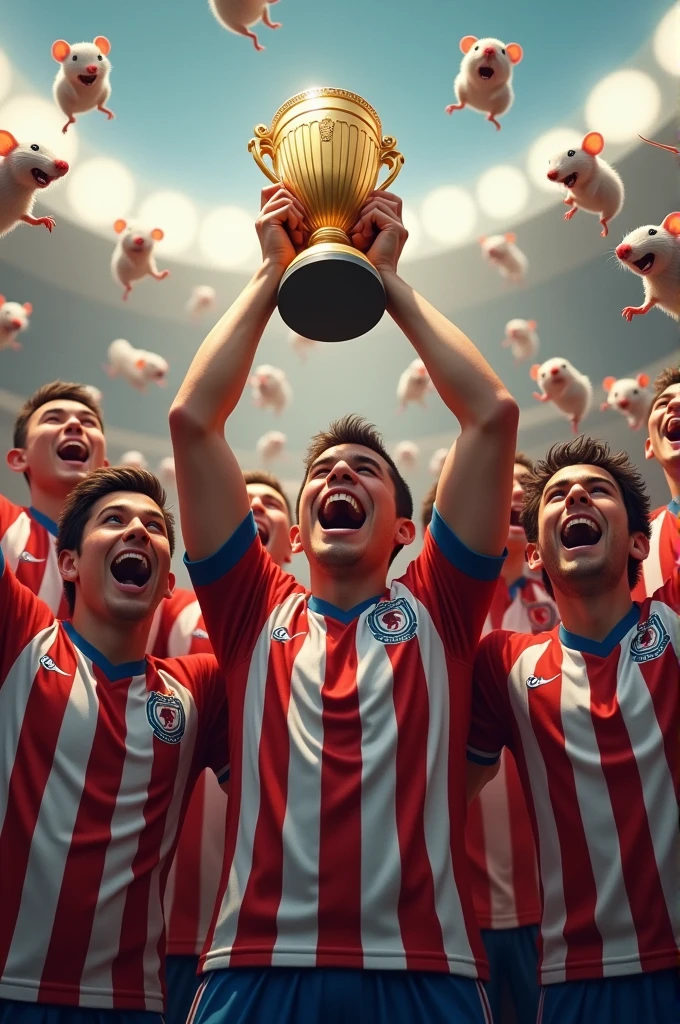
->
[527, 319, 537, 329]
[135, 358, 147, 369]
[529, 363, 540, 381]
[51, 39, 71, 62]
[151, 228, 164, 241]
[478, 235, 487, 244]
[637, 373, 650, 388]
[460, 35, 477, 54]
[22, 302, 33, 315]
[94, 36, 111, 55]
[582, 131, 604, 156]
[505, 43, 523, 65]
[602, 376, 616, 392]
[505, 232, 516, 243]
[662, 212, 680, 236]
[113, 219, 127, 234]
[0, 295, 5, 306]
[0, 130, 19, 157]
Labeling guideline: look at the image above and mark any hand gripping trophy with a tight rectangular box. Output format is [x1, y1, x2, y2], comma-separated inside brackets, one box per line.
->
[249, 87, 404, 342]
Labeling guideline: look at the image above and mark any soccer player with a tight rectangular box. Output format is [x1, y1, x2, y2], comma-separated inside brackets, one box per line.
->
[162, 470, 293, 1024]
[0, 465, 229, 1024]
[168, 184, 519, 1023]
[634, 365, 680, 598]
[1, 381, 107, 615]
[468, 436, 679, 1024]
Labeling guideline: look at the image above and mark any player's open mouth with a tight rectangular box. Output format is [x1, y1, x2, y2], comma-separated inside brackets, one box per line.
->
[31, 168, 53, 188]
[632, 253, 655, 274]
[663, 416, 680, 442]
[110, 551, 152, 589]
[318, 491, 366, 531]
[560, 173, 578, 188]
[57, 439, 89, 463]
[478, 66, 494, 80]
[560, 516, 602, 549]
[255, 519, 270, 545]
[78, 73, 97, 86]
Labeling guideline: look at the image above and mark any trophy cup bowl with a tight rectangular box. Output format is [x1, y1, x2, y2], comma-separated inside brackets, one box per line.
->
[248, 88, 404, 343]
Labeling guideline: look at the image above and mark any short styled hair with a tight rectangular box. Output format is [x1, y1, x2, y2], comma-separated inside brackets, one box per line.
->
[521, 436, 650, 594]
[243, 469, 293, 523]
[513, 451, 534, 475]
[296, 414, 413, 564]
[421, 451, 533, 533]
[650, 366, 680, 420]
[57, 466, 175, 614]
[13, 381, 104, 449]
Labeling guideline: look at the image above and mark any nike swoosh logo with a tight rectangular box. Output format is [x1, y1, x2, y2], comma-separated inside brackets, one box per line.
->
[39, 654, 70, 676]
[526, 673, 560, 689]
[271, 626, 307, 643]
[19, 551, 45, 563]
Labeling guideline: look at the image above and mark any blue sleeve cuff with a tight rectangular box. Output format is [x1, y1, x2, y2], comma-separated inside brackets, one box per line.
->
[466, 745, 502, 766]
[184, 512, 258, 587]
[0, 546, 4, 578]
[430, 505, 506, 581]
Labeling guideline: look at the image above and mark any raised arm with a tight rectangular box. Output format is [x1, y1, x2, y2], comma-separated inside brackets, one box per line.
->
[169, 185, 307, 561]
[352, 192, 519, 556]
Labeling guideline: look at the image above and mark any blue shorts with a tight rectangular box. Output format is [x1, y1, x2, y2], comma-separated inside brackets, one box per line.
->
[189, 967, 494, 1024]
[0, 1000, 161, 1024]
[481, 925, 539, 1024]
[166, 955, 201, 1024]
[538, 970, 680, 1024]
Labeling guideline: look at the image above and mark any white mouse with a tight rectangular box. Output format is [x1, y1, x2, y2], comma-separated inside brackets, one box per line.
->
[397, 359, 432, 411]
[105, 338, 169, 392]
[51, 36, 114, 134]
[446, 35, 523, 131]
[186, 285, 216, 319]
[394, 441, 420, 470]
[111, 220, 170, 301]
[119, 450, 148, 470]
[250, 364, 292, 415]
[615, 213, 680, 322]
[0, 131, 69, 238]
[480, 233, 527, 283]
[256, 430, 286, 462]
[530, 357, 592, 433]
[546, 131, 623, 238]
[600, 374, 650, 430]
[0, 297, 32, 351]
[429, 447, 448, 477]
[502, 318, 538, 363]
[157, 456, 176, 488]
[208, 0, 282, 51]
[288, 331, 318, 362]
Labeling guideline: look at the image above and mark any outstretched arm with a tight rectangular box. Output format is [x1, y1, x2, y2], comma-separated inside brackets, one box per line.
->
[169, 185, 307, 561]
[352, 192, 518, 556]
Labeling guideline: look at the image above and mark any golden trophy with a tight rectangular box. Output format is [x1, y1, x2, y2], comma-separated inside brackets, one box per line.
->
[248, 87, 404, 343]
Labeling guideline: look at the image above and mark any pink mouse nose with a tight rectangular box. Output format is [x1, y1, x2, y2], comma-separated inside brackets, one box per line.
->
[619, 399, 630, 409]
[134, 236, 144, 246]
[616, 244, 632, 260]
[86, 64, 98, 74]
[550, 367, 560, 376]
[53, 159, 69, 175]
[483, 46, 495, 57]
[10, 319, 22, 330]
[546, 170, 558, 182]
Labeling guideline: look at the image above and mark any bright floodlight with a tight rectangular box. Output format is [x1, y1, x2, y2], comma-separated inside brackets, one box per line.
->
[585, 70, 661, 143]
[67, 157, 135, 227]
[0, 48, 11, 105]
[476, 165, 529, 219]
[401, 203, 422, 261]
[0, 94, 78, 163]
[199, 206, 257, 268]
[654, 2, 680, 76]
[138, 190, 198, 255]
[526, 127, 583, 192]
[421, 186, 477, 247]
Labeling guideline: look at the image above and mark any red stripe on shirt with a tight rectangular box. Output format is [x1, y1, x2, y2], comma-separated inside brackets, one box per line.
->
[167, 772, 206, 953]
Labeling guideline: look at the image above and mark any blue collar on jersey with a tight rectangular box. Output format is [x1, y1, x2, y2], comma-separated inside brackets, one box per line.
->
[507, 576, 529, 601]
[308, 593, 383, 624]
[558, 603, 640, 657]
[63, 621, 147, 681]
[667, 497, 680, 517]
[29, 506, 58, 537]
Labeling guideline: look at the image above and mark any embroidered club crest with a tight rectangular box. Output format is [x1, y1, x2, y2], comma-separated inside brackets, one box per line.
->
[629, 613, 670, 663]
[146, 690, 186, 744]
[526, 601, 558, 632]
[367, 598, 417, 644]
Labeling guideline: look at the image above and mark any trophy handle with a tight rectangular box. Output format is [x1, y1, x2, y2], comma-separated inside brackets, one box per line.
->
[376, 136, 404, 193]
[248, 125, 279, 185]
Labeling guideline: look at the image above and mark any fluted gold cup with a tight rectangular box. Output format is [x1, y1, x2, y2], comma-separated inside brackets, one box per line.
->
[249, 87, 404, 343]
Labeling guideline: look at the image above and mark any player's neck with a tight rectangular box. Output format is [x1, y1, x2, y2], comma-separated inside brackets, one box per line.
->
[501, 544, 527, 585]
[663, 467, 680, 503]
[553, 579, 633, 643]
[70, 603, 151, 666]
[27, 483, 66, 526]
[308, 563, 387, 612]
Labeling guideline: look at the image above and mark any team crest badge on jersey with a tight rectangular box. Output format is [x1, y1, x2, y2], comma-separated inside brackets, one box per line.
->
[526, 601, 558, 633]
[146, 691, 186, 744]
[629, 614, 670, 663]
[367, 598, 417, 644]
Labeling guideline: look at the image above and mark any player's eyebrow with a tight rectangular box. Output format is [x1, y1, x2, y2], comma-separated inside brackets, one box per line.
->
[544, 474, 615, 498]
[97, 503, 166, 528]
[38, 406, 98, 422]
[310, 453, 384, 475]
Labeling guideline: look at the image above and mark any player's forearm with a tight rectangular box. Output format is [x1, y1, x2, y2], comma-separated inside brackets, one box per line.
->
[383, 271, 517, 430]
[170, 261, 280, 437]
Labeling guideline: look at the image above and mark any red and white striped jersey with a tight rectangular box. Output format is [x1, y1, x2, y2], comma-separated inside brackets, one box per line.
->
[187, 508, 504, 979]
[467, 575, 557, 930]
[468, 577, 680, 984]
[631, 502, 680, 600]
[0, 549, 229, 1011]
[0, 493, 67, 617]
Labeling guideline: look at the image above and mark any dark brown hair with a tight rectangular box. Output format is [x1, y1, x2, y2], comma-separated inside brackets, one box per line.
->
[243, 469, 293, 523]
[649, 366, 680, 423]
[421, 451, 533, 532]
[521, 436, 650, 594]
[514, 451, 534, 474]
[57, 466, 175, 614]
[296, 415, 413, 564]
[13, 381, 104, 448]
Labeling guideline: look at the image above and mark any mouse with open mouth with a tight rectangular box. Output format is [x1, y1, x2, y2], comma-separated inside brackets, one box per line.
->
[446, 35, 523, 131]
[546, 132, 624, 238]
[52, 36, 114, 133]
[0, 131, 69, 238]
[616, 213, 680, 322]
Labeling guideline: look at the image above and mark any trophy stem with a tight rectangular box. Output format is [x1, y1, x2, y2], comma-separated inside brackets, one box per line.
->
[308, 227, 351, 247]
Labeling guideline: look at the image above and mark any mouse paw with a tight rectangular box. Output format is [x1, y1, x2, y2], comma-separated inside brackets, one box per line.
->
[621, 306, 639, 321]
[564, 208, 578, 221]
[38, 216, 56, 232]
[158, 270, 170, 280]
[600, 223, 609, 237]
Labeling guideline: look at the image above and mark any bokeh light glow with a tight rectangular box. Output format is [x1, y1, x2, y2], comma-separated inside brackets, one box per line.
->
[0, 94, 79, 163]
[476, 165, 530, 219]
[653, 3, 680, 76]
[199, 206, 257, 268]
[421, 187, 477, 247]
[138, 190, 198, 255]
[67, 157, 135, 227]
[585, 70, 661, 143]
[526, 128, 583, 192]
[0, 48, 12, 105]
